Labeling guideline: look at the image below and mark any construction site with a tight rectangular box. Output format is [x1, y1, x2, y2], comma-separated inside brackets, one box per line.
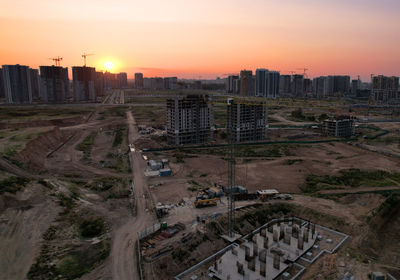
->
[0, 90, 399, 280]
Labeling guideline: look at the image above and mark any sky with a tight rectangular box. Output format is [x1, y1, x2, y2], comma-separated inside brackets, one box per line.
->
[0, 0, 399, 80]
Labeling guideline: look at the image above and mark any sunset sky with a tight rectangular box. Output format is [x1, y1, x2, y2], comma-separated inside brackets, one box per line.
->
[1, 0, 399, 80]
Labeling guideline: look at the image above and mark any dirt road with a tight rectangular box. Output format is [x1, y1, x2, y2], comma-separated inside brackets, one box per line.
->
[111, 111, 155, 280]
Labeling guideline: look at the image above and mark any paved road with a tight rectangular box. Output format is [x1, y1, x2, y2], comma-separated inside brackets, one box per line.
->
[111, 111, 155, 280]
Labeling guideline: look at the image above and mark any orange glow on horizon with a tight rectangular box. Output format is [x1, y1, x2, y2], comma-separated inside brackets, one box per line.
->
[0, 0, 399, 81]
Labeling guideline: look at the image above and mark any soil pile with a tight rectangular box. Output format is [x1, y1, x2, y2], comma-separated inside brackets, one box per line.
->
[17, 127, 74, 172]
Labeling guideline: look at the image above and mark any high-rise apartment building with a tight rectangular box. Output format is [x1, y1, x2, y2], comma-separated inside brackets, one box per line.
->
[166, 95, 214, 145]
[135, 73, 144, 89]
[240, 70, 254, 97]
[0, 68, 5, 99]
[291, 75, 304, 97]
[29, 69, 41, 101]
[333, 76, 350, 95]
[72, 66, 96, 102]
[117, 72, 128, 88]
[2, 64, 33, 104]
[313, 76, 329, 98]
[255, 69, 280, 98]
[95, 71, 105, 96]
[279, 75, 291, 95]
[39, 66, 69, 103]
[164, 77, 178, 90]
[227, 98, 268, 143]
[351, 79, 361, 96]
[227, 75, 239, 94]
[371, 75, 399, 103]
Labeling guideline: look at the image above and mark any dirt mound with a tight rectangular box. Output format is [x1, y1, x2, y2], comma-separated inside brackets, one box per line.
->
[360, 193, 400, 267]
[16, 127, 74, 172]
[0, 116, 83, 130]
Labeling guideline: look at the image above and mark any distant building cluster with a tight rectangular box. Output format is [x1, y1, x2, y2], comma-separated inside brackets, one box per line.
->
[0, 64, 128, 104]
[134, 72, 225, 91]
[227, 69, 280, 98]
[371, 75, 399, 103]
[227, 70, 399, 103]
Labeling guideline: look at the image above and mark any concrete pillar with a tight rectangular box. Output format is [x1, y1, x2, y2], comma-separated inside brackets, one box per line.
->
[260, 228, 267, 237]
[260, 261, 266, 277]
[259, 249, 267, 262]
[264, 236, 269, 249]
[273, 229, 279, 242]
[280, 224, 285, 240]
[237, 261, 244, 275]
[273, 253, 280, 270]
[284, 228, 291, 245]
[248, 258, 255, 271]
[312, 223, 316, 238]
[304, 229, 309, 243]
[298, 235, 304, 250]
[214, 260, 218, 271]
[292, 225, 299, 239]
[232, 248, 238, 256]
[245, 246, 251, 262]
[253, 242, 258, 257]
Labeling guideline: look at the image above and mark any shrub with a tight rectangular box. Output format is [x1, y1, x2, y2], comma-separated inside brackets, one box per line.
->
[0, 176, 30, 194]
[79, 217, 105, 238]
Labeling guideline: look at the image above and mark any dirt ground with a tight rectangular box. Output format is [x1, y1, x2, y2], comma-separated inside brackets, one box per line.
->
[148, 142, 400, 205]
[0, 183, 60, 280]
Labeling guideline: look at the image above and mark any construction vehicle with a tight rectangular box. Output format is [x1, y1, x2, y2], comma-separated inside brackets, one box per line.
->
[195, 197, 220, 208]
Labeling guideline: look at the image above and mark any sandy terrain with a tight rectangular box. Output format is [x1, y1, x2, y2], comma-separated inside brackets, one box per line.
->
[0, 184, 60, 280]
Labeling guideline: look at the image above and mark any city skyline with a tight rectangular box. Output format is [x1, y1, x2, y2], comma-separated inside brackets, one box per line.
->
[1, 0, 399, 80]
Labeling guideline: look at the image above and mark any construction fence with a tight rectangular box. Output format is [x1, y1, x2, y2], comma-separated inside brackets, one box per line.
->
[138, 222, 161, 240]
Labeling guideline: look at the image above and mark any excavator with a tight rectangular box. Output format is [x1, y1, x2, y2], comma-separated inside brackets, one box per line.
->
[194, 189, 221, 208]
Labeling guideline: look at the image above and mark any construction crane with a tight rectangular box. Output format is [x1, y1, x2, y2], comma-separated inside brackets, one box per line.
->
[227, 98, 236, 238]
[296, 68, 309, 78]
[49, 56, 63, 66]
[82, 53, 94, 67]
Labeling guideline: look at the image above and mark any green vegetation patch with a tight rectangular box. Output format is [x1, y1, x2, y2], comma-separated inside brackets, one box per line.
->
[0, 176, 30, 194]
[290, 108, 316, 122]
[79, 217, 105, 238]
[185, 144, 295, 158]
[76, 132, 97, 160]
[302, 169, 400, 193]
[112, 125, 126, 147]
[284, 159, 304, 165]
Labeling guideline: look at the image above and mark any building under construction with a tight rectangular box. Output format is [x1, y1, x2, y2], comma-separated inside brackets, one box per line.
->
[227, 98, 268, 143]
[209, 218, 318, 280]
[322, 116, 355, 138]
[166, 95, 214, 145]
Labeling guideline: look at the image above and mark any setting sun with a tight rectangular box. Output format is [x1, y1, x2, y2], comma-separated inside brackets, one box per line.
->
[105, 61, 114, 71]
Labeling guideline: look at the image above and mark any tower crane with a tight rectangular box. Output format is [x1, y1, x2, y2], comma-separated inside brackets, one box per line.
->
[49, 56, 63, 66]
[82, 53, 94, 67]
[296, 68, 309, 78]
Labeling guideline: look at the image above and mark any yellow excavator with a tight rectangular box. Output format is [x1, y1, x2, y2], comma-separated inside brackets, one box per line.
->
[194, 197, 220, 208]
